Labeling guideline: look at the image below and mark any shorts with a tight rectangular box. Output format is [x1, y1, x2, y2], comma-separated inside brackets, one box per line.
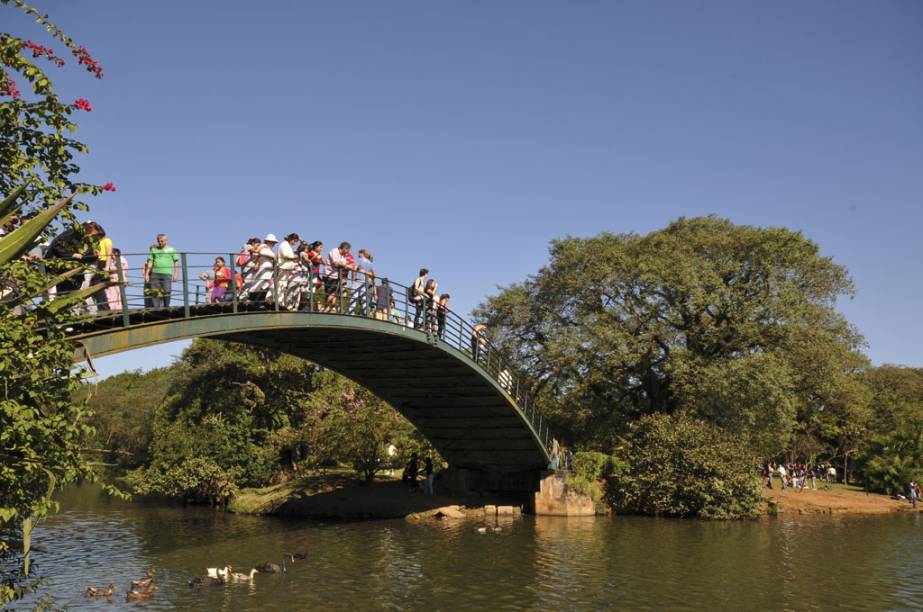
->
[324, 276, 341, 297]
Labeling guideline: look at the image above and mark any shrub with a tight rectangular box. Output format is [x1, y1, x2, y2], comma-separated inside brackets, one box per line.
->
[607, 413, 762, 519]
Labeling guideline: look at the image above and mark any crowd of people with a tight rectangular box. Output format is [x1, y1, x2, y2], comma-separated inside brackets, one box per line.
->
[7, 221, 493, 361]
[764, 462, 838, 491]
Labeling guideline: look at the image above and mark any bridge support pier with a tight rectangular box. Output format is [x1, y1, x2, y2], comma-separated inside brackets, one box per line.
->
[439, 468, 599, 516]
[527, 471, 598, 517]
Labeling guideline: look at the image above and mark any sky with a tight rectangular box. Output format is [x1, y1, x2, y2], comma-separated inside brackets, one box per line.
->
[6, 1, 922, 377]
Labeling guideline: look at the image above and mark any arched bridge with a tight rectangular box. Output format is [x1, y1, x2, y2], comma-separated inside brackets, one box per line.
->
[63, 251, 555, 486]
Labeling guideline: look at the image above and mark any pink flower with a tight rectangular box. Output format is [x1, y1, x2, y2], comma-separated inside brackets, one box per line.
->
[73, 98, 93, 111]
[101, 182, 116, 192]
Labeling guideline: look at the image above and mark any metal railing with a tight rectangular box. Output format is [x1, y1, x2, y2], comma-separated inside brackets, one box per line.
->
[19, 250, 555, 456]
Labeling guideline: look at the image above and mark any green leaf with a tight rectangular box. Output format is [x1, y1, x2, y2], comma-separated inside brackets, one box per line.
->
[45, 281, 108, 313]
[0, 184, 28, 218]
[0, 193, 73, 265]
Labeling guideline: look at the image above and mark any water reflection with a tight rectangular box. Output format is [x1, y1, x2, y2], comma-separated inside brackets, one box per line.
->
[9, 487, 922, 611]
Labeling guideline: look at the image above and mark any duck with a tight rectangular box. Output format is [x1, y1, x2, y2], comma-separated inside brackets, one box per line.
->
[189, 575, 224, 588]
[285, 551, 307, 562]
[255, 559, 286, 573]
[230, 568, 259, 582]
[206, 565, 232, 580]
[126, 586, 157, 601]
[476, 526, 488, 534]
[130, 568, 155, 589]
[85, 583, 116, 598]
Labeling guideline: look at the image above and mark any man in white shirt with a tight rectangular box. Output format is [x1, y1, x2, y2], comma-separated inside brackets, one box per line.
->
[324, 241, 355, 312]
[277, 233, 300, 309]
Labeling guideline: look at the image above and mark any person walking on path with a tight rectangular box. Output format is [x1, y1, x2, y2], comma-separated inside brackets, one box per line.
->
[403, 453, 419, 490]
[411, 268, 429, 328]
[778, 463, 787, 491]
[143, 233, 179, 308]
[424, 457, 435, 496]
[910, 481, 919, 509]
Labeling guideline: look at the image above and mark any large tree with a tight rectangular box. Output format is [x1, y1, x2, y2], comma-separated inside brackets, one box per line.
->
[475, 216, 864, 455]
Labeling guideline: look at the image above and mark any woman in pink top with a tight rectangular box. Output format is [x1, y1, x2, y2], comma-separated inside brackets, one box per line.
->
[104, 247, 129, 311]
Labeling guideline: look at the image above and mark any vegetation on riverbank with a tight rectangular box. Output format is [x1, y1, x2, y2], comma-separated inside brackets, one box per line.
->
[85, 340, 438, 506]
[476, 219, 923, 518]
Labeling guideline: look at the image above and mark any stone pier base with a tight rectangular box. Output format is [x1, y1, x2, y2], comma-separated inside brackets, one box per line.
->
[529, 471, 597, 516]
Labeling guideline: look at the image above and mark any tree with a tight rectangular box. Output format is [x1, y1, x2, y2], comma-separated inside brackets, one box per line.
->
[1, 1, 112, 602]
[474, 217, 862, 457]
[607, 413, 763, 519]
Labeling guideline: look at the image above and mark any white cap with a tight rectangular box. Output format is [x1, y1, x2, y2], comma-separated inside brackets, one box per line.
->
[264, 233, 278, 243]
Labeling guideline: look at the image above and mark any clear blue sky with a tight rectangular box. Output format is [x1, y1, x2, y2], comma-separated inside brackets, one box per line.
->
[8, 1, 922, 376]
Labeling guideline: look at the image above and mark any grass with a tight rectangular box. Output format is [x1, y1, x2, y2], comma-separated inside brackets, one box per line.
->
[228, 467, 402, 514]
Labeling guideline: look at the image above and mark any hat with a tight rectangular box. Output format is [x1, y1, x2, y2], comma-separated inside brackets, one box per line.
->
[264, 233, 278, 243]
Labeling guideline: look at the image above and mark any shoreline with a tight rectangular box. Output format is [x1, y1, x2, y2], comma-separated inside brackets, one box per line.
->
[763, 483, 921, 517]
[227, 472, 922, 521]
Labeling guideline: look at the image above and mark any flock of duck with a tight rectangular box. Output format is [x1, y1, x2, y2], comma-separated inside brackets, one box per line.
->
[83, 552, 307, 602]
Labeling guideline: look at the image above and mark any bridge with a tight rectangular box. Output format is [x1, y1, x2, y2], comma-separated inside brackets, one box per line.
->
[62, 250, 556, 491]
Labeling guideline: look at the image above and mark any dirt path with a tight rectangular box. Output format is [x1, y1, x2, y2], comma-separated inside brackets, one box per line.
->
[764, 484, 921, 516]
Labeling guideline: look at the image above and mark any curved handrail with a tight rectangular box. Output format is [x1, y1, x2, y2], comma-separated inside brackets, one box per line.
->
[21, 250, 555, 457]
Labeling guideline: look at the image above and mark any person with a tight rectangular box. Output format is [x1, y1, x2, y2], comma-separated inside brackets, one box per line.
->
[411, 268, 428, 328]
[104, 247, 128, 311]
[47, 222, 103, 301]
[302, 241, 325, 309]
[423, 278, 438, 332]
[765, 463, 774, 489]
[200, 256, 232, 303]
[324, 242, 355, 312]
[827, 465, 837, 484]
[564, 448, 574, 471]
[910, 481, 918, 509]
[403, 453, 419, 490]
[375, 278, 393, 321]
[470, 323, 487, 363]
[498, 368, 513, 391]
[245, 234, 277, 302]
[90, 224, 112, 312]
[277, 233, 300, 309]
[143, 234, 179, 308]
[436, 294, 450, 339]
[424, 457, 435, 496]
[777, 463, 787, 490]
[352, 249, 375, 314]
[809, 467, 817, 490]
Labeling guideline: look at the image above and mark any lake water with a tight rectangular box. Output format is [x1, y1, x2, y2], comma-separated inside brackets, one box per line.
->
[8, 486, 923, 610]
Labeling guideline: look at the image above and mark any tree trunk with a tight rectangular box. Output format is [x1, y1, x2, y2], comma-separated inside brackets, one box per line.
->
[22, 517, 32, 577]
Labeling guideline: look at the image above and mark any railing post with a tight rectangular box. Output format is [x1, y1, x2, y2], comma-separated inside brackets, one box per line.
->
[195, 284, 200, 305]
[180, 253, 190, 318]
[272, 261, 280, 311]
[116, 257, 129, 327]
[228, 254, 238, 313]
[338, 269, 344, 314]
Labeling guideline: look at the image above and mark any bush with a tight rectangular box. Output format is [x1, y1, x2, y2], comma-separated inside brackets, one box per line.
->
[607, 413, 763, 519]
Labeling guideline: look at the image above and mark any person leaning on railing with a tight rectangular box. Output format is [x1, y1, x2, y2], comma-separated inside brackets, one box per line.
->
[470, 323, 487, 363]
[143, 233, 179, 308]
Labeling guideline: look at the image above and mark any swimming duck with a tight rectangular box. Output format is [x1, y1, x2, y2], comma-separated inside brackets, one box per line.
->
[255, 559, 286, 573]
[206, 565, 232, 579]
[126, 586, 157, 601]
[230, 568, 259, 582]
[85, 583, 116, 598]
[286, 552, 307, 562]
[476, 526, 488, 534]
[130, 568, 155, 589]
[189, 575, 224, 588]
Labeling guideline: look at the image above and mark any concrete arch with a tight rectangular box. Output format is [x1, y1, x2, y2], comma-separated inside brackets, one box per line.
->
[73, 311, 551, 474]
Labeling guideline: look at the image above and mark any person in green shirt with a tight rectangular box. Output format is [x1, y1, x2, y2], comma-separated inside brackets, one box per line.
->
[143, 233, 179, 307]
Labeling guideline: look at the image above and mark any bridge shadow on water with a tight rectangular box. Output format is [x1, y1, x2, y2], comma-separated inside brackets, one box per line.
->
[269, 480, 527, 522]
